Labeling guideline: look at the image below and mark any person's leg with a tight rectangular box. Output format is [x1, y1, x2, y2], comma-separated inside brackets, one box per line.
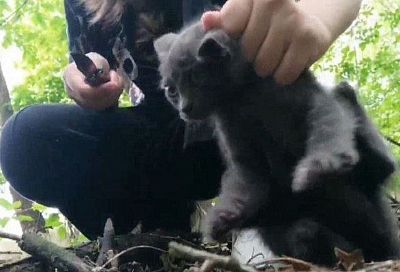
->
[0, 102, 222, 238]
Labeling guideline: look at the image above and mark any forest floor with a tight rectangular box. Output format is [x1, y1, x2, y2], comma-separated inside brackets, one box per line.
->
[0, 199, 400, 272]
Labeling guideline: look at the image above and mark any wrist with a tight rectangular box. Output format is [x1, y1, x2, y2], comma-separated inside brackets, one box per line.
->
[296, 0, 361, 42]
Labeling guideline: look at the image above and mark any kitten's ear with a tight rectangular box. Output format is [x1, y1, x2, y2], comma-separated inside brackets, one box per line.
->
[154, 33, 178, 61]
[198, 37, 230, 60]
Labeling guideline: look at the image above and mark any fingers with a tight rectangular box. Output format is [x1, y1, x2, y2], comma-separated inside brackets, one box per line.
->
[98, 70, 124, 94]
[254, 20, 287, 77]
[64, 63, 123, 110]
[217, 0, 253, 38]
[201, 0, 332, 84]
[274, 40, 310, 85]
[201, 11, 222, 31]
[240, 0, 273, 61]
[274, 14, 328, 85]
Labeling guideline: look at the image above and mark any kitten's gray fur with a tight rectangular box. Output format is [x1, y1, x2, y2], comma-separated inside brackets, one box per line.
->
[154, 22, 399, 265]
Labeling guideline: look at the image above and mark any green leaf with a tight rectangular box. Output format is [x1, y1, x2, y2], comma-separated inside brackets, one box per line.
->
[0, 0, 69, 111]
[17, 215, 34, 222]
[12, 201, 22, 209]
[45, 213, 62, 228]
[0, 171, 6, 185]
[0, 198, 13, 210]
[57, 225, 67, 240]
[32, 203, 47, 213]
[70, 233, 90, 247]
[0, 217, 10, 228]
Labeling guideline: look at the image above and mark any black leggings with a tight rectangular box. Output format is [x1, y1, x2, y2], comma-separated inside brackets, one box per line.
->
[0, 100, 222, 238]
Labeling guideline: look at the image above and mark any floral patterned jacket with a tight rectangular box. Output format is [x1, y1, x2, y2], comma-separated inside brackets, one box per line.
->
[64, 0, 225, 106]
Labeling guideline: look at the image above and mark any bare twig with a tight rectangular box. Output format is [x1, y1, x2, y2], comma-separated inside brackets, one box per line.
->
[106, 250, 118, 270]
[19, 233, 93, 272]
[168, 241, 257, 272]
[385, 136, 400, 148]
[0, 0, 29, 27]
[199, 259, 216, 272]
[364, 260, 394, 271]
[0, 230, 22, 241]
[147, 232, 199, 248]
[253, 257, 330, 271]
[96, 218, 115, 266]
[0, 251, 23, 254]
[99, 245, 167, 270]
[246, 252, 265, 265]
[130, 221, 143, 234]
[387, 193, 400, 205]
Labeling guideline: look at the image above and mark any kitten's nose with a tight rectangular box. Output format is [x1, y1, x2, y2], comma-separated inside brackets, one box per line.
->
[182, 103, 193, 114]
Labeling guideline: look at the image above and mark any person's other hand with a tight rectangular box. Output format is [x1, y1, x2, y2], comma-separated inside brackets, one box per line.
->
[63, 53, 124, 110]
[202, 0, 332, 85]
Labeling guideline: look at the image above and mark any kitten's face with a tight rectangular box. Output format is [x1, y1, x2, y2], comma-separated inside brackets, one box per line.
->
[154, 23, 240, 121]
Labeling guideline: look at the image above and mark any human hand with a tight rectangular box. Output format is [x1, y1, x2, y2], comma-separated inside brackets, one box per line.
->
[63, 53, 124, 110]
[202, 0, 333, 85]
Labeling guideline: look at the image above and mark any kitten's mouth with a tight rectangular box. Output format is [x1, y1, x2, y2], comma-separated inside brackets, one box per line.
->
[180, 102, 194, 120]
[182, 103, 193, 115]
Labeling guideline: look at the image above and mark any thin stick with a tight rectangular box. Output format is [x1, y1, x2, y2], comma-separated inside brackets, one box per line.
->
[96, 218, 115, 265]
[0, 230, 21, 241]
[252, 256, 328, 272]
[19, 233, 93, 272]
[169, 242, 257, 272]
[364, 260, 394, 272]
[246, 252, 265, 264]
[385, 136, 400, 148]
[0, 251, 23, 254]
[99, 245, 167, 270]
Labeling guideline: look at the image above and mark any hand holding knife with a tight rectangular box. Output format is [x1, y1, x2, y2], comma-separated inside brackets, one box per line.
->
[70, 52, 111, 87]
[66, 52, 122, 110]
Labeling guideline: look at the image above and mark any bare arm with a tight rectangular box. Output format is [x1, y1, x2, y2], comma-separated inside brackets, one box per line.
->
[297, 0, 362, 43]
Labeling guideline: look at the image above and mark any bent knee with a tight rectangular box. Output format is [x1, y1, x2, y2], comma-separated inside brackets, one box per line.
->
[1, 106, 42, 186]
[0, 104, 71, 194]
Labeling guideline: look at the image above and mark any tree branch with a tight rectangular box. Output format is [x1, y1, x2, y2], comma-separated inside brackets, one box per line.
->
[0, 230, 22, 241]
[385, 136, 400, 148]
[168, 242, 257, 272]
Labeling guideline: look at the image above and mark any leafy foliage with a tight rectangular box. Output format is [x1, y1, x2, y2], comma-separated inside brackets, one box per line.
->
[313, 0, 400, 158]
[0, 0, 70, 111]
[313, 0, 400, 189]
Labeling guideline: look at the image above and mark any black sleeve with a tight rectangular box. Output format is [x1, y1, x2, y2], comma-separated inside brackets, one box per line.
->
[63, 0, 119, 64]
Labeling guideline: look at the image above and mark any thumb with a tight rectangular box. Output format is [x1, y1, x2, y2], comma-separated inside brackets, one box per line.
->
[201, 11, 222, 31]
[99, 70, 124, 94]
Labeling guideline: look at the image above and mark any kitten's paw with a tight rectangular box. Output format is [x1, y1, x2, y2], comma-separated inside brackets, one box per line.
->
[292, 151, 359, 192]
[204, 206, 243, 241]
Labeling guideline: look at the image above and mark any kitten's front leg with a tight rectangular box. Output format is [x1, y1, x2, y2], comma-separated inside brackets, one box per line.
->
[292, 93, 359, 192]
[205, 164, 269, 241]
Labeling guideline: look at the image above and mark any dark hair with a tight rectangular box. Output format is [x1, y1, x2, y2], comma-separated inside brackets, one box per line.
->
[80, 0, 127, 26]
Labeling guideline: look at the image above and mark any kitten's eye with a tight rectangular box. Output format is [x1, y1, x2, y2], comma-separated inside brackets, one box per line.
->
[165, 85, 177, 95]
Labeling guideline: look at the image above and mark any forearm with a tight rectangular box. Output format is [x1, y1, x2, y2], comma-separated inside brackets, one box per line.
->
[297, 0, 362, 42]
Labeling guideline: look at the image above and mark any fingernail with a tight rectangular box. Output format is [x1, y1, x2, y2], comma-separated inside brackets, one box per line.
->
[201, 11, 221, 31]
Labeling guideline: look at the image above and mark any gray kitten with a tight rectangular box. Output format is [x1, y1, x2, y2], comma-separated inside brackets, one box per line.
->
[154, 22, 399, 265]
